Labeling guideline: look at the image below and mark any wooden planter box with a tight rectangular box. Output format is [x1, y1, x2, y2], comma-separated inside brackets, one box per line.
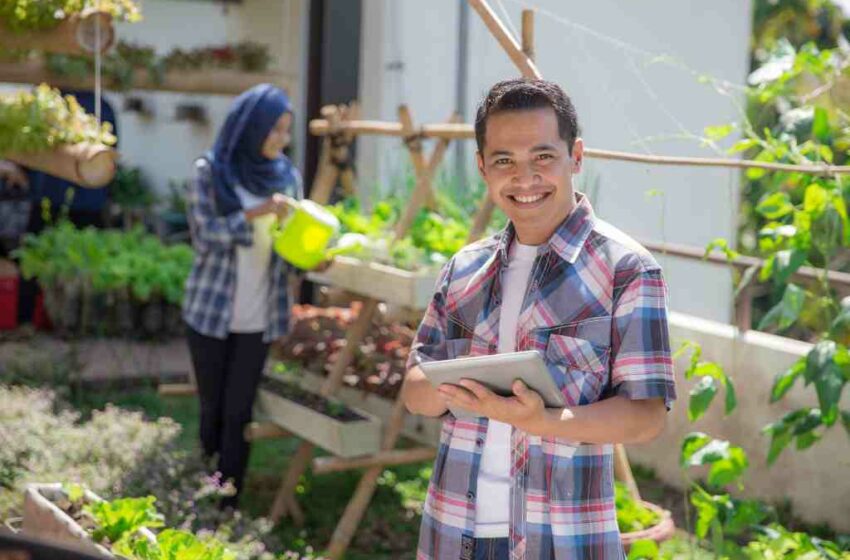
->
[620, 501, 676, 551]
[299, 370, 442, 447]
[308, 256, 439, 310]
[21, 483, 156, 557]
[6, 142, 117, 188]
[0, 11, 114, 56]
[257, 376, 383, 458]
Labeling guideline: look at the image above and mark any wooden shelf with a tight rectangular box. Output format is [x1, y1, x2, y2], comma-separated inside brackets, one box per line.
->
[0, 60, 295, 96]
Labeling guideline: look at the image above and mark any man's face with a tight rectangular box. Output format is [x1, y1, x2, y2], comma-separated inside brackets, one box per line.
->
[477, 107, 583, 245]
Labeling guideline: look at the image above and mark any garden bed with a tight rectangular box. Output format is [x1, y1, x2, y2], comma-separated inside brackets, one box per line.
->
[257, 375, 383, 458]
[22, 483, 156, 556]
[308, 256, 438, 311]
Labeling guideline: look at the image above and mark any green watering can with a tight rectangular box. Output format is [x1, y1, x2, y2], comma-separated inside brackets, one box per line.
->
[271, 199, 363, 270]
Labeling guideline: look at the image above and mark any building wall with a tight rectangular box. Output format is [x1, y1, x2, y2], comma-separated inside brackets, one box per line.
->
[357, 0, 753, 323]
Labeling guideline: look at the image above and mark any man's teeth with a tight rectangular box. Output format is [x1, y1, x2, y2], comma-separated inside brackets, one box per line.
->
[514, 193, 545, 203]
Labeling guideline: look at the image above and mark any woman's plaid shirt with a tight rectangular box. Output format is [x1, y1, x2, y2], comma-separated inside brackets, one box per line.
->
[407, 194, 677, 560]
[182, 158, 302, 343]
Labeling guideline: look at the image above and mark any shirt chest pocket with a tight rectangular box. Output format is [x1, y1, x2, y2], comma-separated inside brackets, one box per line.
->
[544, 332, 611, 407]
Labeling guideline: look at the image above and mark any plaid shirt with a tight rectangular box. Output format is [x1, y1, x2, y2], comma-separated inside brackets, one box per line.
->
[407, 194, 676, 560]
[182, 158, 302, 343]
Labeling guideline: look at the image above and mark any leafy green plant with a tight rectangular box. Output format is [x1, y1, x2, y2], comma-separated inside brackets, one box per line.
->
[615, 482, 660, 533]
[0, 0, 141, 31]
[0, 84, 115, 156]
[110, 166, 156, 210]
[86, 496, 165, 545]
[743, 524, 850, 559]
[115, 528, 236, 560]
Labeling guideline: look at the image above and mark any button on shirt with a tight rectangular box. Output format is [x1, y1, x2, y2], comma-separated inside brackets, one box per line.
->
[407, 193, 677, 560]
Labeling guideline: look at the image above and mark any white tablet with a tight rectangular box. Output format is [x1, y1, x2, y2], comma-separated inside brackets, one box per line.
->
[419, 351, 565, 419]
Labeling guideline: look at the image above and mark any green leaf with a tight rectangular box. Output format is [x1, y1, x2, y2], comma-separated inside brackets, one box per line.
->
[771, 359, 804, 402]
[627, 539, 659, 559]
[841, 410, 850, 437]
[704, 238, 739, 262]
[704, 124, 735, 141]
[756, 191, 795, 220]
[763, 419, 794, 465]
[687, 438, 730, 467]
[707, 446, 749, 488]
[723, 376, 738, 415]
[758, 283, 805, 331]
[680, 432, 711, 467]
[812, 106, 831, 143]
[727, 137, 759, 154]
[689, 376, 717, 422]
[690, 487, 719, 539]
[803, 184, 829, 216]
[773, 250, 807, 286]
[814, 365, 844, 426]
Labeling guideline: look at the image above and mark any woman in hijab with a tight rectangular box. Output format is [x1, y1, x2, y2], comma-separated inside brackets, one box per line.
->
[182, 84, 303, 509]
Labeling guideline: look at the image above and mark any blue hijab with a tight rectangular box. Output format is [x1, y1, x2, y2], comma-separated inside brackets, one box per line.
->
[207, 84, 298, 215]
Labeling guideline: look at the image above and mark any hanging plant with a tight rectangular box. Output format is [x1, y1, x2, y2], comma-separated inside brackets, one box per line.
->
[0, 84, 115, 156]
[0, 0, 141, 32]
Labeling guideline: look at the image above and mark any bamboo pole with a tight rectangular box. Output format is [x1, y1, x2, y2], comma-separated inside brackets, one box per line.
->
[312, 447, 436, 475]
[0, 11, 115, 55]
[310, 118, 850, 176]
[522, 9, 535, 60]
[157, 382, 196, 397]
[5, 143, 117, 188]
[269, 299, 381, 525]
[309, 105, 342, 205]
[467, 196, 496, 242]
[468, 0, 541, 79]
[326, 392, 409, 559]
[244, 422, 292, 441]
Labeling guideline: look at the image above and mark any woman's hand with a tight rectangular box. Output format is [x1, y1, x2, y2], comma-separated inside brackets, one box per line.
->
[245, 193, 292, 220]
[0, 160, 28, 191]
[309, 259, 333, 273]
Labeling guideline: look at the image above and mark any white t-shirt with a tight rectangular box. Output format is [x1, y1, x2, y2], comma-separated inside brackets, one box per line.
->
[474, 241, 539, 537]
[229, 187, 275, 333]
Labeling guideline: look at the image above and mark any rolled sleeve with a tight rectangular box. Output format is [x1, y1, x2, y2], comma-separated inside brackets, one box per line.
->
[406, 260, 454, 371]
[610, 267, 677, 409]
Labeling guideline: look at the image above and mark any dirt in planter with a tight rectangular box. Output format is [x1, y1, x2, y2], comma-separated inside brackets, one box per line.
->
[46, 491, 98, 534]
[261, 375, 367, 422]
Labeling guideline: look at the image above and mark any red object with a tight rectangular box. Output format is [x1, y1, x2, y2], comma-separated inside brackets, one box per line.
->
[33, 290, 51, 330]
[0, 264, 18, 330]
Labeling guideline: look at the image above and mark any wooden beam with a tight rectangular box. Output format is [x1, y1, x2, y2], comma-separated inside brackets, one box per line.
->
[467, 0, 541, 79]
[521, 9, 535, 61]
[244, 422, 292, 441]
[157, 383, 196, 397]
[312, 447, 436, 475]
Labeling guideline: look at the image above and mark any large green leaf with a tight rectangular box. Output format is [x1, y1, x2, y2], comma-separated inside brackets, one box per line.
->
[680, 432, 711, 467]
[758, 283, 805, 331]
[773, 250, 807, 286]
[803, 184, 828, 216]
[756, 192, 795, 220]
[689, 376, 717, 422]
[707, 446, 749, 488]
[627, 539, 659, 560]
[690, 487, 719, 539]
[770, 359, 805, 402]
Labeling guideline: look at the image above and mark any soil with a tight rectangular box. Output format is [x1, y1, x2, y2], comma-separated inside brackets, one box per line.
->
[260, 375, 366, 422]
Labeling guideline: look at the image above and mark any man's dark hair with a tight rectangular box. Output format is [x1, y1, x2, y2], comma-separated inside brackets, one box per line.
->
[474, 78, 580, 154]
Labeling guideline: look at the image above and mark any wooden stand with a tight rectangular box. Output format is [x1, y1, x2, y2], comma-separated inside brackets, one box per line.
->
[0, 11, 115, 56]
[0, 60, 295, 97]
[5, 142, 117, 188]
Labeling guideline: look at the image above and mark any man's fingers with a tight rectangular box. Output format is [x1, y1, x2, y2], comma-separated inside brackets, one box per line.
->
[458, 379, 492, 401]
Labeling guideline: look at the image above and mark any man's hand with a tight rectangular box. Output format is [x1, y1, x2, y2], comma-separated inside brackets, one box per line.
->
[0, 160, 29, 191]
[438, 379, 545, 431]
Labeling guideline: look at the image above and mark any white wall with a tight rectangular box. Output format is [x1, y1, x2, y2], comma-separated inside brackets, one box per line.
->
[358, 0, 753, 324]
[632, 312, 850, 532]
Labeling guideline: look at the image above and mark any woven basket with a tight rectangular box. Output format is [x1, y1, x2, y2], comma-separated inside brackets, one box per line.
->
[620, 500, 676, 550]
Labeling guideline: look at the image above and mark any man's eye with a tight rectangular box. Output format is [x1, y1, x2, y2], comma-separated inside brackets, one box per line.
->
[537, 153, 554, 160]
[495, 158, 511, 165]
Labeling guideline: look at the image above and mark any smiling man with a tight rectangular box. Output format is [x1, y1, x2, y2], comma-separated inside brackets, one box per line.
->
[401, 79, 677, 560]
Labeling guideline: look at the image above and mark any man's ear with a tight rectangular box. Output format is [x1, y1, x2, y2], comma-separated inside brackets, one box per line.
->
[571, 138, 584, 173]
[476, 151, 486, 178]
